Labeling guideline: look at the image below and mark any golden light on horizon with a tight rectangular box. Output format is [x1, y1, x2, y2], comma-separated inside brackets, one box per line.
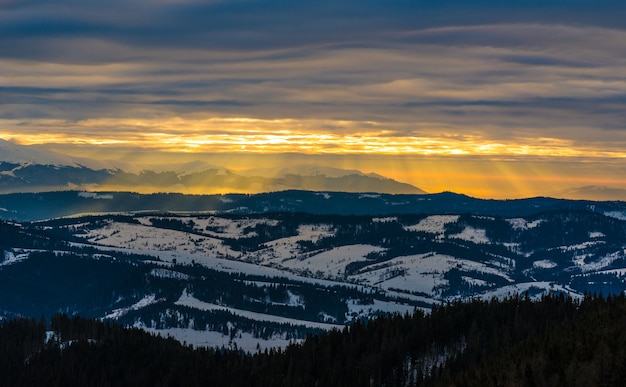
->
[3, 117, 626, 159]
[1, 1, 625, 204]
[3, 116, 626, 200]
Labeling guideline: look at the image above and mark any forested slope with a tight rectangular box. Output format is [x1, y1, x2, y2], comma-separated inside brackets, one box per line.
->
[2, 294, 626, 386]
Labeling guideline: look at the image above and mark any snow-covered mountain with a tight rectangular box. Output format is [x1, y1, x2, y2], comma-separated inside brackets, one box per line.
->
[0, 138, 79, 166]
[0, 140, 423, 194]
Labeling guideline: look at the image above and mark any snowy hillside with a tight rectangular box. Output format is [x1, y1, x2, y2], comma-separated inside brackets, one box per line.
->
[69, 211, 626, 299]
[2, 206, 626, 350]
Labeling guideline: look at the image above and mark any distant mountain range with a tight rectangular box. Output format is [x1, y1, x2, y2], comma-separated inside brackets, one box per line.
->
[4, 139, 626, 201]
[552, 185, 626, 201]
[0, 139, 423, 195]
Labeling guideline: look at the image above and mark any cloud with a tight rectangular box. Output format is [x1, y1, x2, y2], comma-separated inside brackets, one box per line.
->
[1, 1, 626, 161]
[2, 1, 625, 57]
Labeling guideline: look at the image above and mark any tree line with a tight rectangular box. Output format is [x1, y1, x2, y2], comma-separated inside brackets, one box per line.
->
[2, 293, 626, 386]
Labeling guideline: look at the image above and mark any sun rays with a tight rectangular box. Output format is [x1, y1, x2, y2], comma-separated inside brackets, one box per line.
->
[3, 114, 626, 199]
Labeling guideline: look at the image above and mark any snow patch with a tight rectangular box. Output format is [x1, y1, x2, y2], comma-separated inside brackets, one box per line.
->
[105, 294, 162, 319]
[175, 289, 340, 330]
[462, 277, 489, 287]
[533, 260, 557, 269]
[140, 325, 298, 352]
[450, 227, 489, 244]
[315, 192, 331, 199]
[78, 192, 114, 200]
[478, 282, 582, 301]
[346, 299, 416, 321]
[350, 253, 513, 296]
[507, 218, 545, 230]
[0, 251, 29, 266]
[285, 290, 305, 308]
[573, 251, 622, 273]
[558, 241, 605, 252]
[372, 217, 397, 223]
[358, 194, 381, 199]
[604, 211, 626, 221]
[150, 268, 191, 280]
[404, 215, 459, 235]
[281, 244, 385, 278]
[83, 221, 238, 261]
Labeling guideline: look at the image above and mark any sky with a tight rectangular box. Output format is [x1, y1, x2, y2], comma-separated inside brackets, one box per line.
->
[2, 0, 626, 199]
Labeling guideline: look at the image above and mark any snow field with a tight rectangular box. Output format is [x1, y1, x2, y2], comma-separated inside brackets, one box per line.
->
[140, 326, 299, 353]
[280, 244, 385, 278]
[83, 221, 238, 260]
[175, 289, 341, 330]
[449, 226, 490, 244]
[80, 216, 507, 299]
[64, 212, 623, 335]
[506, 218, 545, 230]
[346, 299, 417, 321]
[1, 251, 30, 267]
[350, 253, 513, 295]
[185, 216, 279, 239]
[246, 223, 336, 265]
[573, 250, 623, 273]
[477, 282, 582, 301]
[105, 294, 163, 319]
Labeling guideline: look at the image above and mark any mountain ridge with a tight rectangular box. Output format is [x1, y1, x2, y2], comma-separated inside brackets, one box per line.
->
[0, 139, 424, 195]
[0, 138, 79, 166]
[0, 189, 624, 223]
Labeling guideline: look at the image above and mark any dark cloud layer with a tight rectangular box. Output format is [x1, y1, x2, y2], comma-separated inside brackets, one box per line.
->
[2, 0, 626, 158]
[3, 1, 626, 57]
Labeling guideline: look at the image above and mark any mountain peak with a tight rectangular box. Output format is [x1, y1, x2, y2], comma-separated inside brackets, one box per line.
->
[0, 138, 78, 166]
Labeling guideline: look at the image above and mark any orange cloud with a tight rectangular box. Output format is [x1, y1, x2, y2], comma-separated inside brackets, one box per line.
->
[3, 117, 626, 159]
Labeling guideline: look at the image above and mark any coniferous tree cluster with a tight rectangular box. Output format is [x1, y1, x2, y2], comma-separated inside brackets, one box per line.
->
[2, 293, 626, 386]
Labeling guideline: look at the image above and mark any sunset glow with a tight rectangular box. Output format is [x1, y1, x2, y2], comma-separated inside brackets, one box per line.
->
[3, 118, 626, 159]
[2, 1, 626, 199]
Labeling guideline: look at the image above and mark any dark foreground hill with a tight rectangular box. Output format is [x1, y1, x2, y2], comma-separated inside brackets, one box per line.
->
[2, 294, 625, 386]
